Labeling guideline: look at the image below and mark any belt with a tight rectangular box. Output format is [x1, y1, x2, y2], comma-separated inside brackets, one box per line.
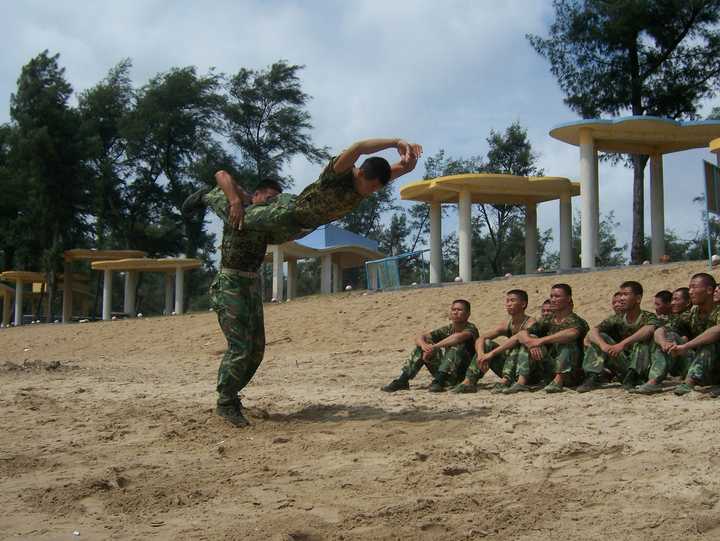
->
[220, 267, 259, 278]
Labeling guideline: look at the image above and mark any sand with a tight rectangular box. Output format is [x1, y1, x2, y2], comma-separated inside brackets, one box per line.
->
[2, 260, 720, 540]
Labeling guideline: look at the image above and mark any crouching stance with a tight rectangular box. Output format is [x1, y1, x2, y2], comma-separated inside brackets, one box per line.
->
[382, 300, 479, 392]
[452, 289, 535, 394]
[578, 281, 660, 393]
[509, 283, 589, 394]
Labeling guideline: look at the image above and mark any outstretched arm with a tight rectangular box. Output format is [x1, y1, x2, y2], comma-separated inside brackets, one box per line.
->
[215, 170, 252, 229]
[333, 138, 421, 173]
[390, 145, 422, 181]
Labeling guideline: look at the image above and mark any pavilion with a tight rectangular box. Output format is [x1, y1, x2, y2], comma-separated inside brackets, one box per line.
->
[265, 224, 383, 301]
[399, 174, 580, 283]
[712, 138, 720, 164]
[550, 116, 720, 267]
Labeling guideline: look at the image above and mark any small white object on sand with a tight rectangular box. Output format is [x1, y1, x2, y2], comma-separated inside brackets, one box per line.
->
[345, 285, 353, 291]
[454, 276, 463, 282]
[505, 273, 512, 278]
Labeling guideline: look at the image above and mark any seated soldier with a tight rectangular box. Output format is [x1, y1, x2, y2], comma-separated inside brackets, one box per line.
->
[540, 299, 553, 318]
[578, 281, 659, 393]
[671, 287, 691, 317]
[451, 289, 535, 394]
[648, 273, 720, 396]
[715, 284, 720, 306]
[382, 300, 479, 393]
[611, 291, 624, 315]
[508, 283, 589, 394]
[654, 290, 673, 319]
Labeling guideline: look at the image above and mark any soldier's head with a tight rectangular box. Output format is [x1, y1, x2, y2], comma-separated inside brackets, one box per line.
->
[355, 157, 392, 196]
[653, 290, 672, 316]
[541, 299, 553, 318]
[714, 285, 720, 305]
[619, 281, 643, 311]
[672, 287, 690, 314]
[252, 177, 283, 204]
[449, 299, 471, 323]
[689, 273, 717, 306]
[549, 283, 572, 313]
[612, 291, 624, 314]
[505, 289, 528, 315]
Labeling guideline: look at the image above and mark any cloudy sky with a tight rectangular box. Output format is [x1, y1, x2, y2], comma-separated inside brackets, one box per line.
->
[2, 0, 719, 258]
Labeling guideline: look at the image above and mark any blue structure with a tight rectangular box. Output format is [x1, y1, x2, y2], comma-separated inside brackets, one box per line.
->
[296, 224, 379, 252]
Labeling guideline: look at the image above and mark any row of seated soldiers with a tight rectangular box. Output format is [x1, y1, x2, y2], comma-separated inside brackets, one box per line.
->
[381, 272, 720, 396]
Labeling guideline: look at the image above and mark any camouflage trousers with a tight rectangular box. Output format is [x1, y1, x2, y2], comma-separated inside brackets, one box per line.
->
[516, 342, 582, 384]
[210, 271, 265, 405]
[651, 331, 720, 384]
[582, 333, 652, 380]
[465, 339, 524, 383]
[205, 187, 312, 243]
[401, 345, 473, 386]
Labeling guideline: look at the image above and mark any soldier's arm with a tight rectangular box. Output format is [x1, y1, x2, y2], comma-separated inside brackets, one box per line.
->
[333, 138, 419, 173]
[432, 330, 474, 349]
[654, 326, 675, 352]
[475, 321, 509, 352]
[588, 326, 612, 350]
[215, 170, 252, 228]
[619, 324, 656, 348]
[537, 327, 580, 346]
[672, 324, 720, 352]
[416, 330, 434, 352]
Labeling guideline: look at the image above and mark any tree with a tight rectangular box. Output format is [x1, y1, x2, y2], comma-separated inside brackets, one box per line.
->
[529, 0, 720, 263]
[224, 61, 328, 189]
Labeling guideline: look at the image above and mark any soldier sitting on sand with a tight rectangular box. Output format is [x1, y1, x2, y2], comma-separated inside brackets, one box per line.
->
[577, 281, 660, 393]
[381, 300, 479, 393]
[451, 290, 536, 394]
[654, 290, 672, 319]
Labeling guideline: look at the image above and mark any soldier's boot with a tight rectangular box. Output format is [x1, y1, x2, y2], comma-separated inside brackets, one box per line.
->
[577, 373, 602, 393]
[451, 376, 478, 394]
[503, 382, 531, 394]
[491, 380, 511, 393]
[216, 401, 250, 427]
[674, 382, 695, 396]
[428, 372, 449, 392]
[543, 380, 564, 393]
[630, 381, 664, 395]
[182, 185, 213, 217]
[381, 374, 410, 392]
[622, 369, 641, 391]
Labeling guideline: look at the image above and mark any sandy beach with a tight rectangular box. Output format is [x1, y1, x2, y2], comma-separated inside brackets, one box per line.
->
[2, 260, 720, 540]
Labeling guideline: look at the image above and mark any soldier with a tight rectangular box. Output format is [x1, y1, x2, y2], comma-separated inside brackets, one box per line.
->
[507, 283, 589, 394]
[653, 273, 720, 396]
[204, 178, 285, 427]
[654, 290, 672, 319]
[611, 291, 624, 315]
[671, 287, 691, 316]
[540, 299, 553, 318]
[452, 290, 535, 394]
[202, 138, 422, 241]
[578, 281, 660, 393]
[381, 300, 479, 393]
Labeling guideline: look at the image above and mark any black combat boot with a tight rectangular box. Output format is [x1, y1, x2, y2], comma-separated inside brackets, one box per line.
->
[381, 374, 410, 392]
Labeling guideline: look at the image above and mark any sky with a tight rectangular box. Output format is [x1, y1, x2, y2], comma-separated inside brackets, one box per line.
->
[2, 0, 719, 259]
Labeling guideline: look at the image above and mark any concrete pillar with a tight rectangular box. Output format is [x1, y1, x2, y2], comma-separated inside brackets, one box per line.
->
[525, 203, 538, 274]
[270, 245, 284, 301]
[368, 264, 379, 290]
[286, 259, 298, 300]
[14, 280, 23, 326]
[62, 260, 73, 323]
[579, 129, 598, 268]
[429, 201, 442, 284]
[650, 153, 665, 264]
[2, 291, 11, 327]
[174, 268, 185, 315]
[458, 190, 472, 282]
[559, 193, 573, 269]
[102, 270, 112, 321]
[332, 259, 341, 293]
[123, 271, 138, 317]
[321, 254, 332, 294]
[593, 149, 600, 258]
[164, 273, 174, 315]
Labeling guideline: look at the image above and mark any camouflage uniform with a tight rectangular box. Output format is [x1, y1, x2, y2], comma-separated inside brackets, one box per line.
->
[652, 305, 720, 384]
[583, 310, 660, 381]
[399, 322, 480, 386]
[205, 155, 364, 242]
[464, 318, 532, 383]
[205, 193, 288, 406]
[519, 313, 589, 384]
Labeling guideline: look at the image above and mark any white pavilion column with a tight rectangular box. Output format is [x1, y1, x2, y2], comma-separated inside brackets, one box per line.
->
[579, 129, 598, 268]
[429, 201, 442, 284]
[286, 259, 298, 300]
[62, 260, 73, 323]
[13, 280, 23, 326]
[650, 153, 665, 264]
[123, 271, 138, 317]
[270, 245, 284, 301]
[2, 291, 11, 327]
[102, 270, 113, 321]
[164, 273, 174, 315]
[593, 149, 600, 258]
[458, 190, 472, 282]
[332, 259, 341, 293]
[559, 193, 573, 269]
[174, 267, 185, 315]
[321, 254, 332, 294]
[525, 203, 538, 274]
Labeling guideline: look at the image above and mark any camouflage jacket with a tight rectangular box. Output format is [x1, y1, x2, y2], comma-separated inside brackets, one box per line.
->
[428, 322, 480, 357]
[527, 312, 590, 349]
[667, 305, 720, 339]
[597, 310, 660, 342]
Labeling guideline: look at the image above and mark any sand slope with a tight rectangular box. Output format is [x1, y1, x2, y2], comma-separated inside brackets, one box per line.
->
[1, 261, 720, 540]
